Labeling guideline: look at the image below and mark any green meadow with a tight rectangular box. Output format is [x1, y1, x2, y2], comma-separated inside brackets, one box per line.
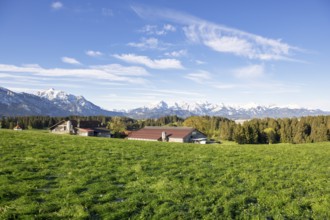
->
[0, 130, 329, 219]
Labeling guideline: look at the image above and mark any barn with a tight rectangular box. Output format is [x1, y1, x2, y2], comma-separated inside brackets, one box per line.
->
[49, 120, 110, 137]
[76, 128, 95, 136]
[127, 126, 206, 143]
[49, 120, 77, 134]
[13, 125, 23, 131]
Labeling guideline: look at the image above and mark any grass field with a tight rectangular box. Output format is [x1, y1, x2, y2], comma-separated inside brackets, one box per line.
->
[0, 129, 329, 219]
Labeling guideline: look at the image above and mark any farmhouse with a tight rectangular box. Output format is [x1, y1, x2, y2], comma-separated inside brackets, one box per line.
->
[49, 120, 110, 137]
[49, 120, 77, 134]
[13, 125, 23, 131]
[127, 126, 206, 143]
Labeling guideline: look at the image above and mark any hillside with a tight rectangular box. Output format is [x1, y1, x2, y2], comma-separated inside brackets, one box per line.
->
[1, 130, 329, 219]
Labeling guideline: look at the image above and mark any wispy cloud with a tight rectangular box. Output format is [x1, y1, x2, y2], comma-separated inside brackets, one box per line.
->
[0, 63, 149, 84]
[185, 70, 211, 83]
[102, 8, 113, 17]
[163, 24, 176, 32]
[61, 57, 81, 65]
[195, 60, 206, 65]
[90, 64, 149, 76]
[164, 49, 187, 57]
[86, 50, 103, 57]
[212, 81, 301, 94]
[232, 64, 265, 79]
[132, 5, 302, 61]
[147, 88, 201, 96]
[96, 88, 205, 109]
[128, 37, 168, 50]
[140, 24, 176, 35]
[113, 53, 184, 69]
[213, 84, 237, 89]
[51, 1, 63, 10]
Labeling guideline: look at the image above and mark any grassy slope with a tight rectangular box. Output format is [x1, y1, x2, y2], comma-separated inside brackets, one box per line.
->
[0, 130, 329, 219]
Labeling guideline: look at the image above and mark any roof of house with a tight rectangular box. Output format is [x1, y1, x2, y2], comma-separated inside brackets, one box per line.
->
[77, 128, 94, 132]
[48, 120, 65, 130]
[48, 120, 79, 130]
[79, 120, 100, 128]
[127, 126, 196, 140]
[93, 127, 110, 133]
[49, 120, 101, 130]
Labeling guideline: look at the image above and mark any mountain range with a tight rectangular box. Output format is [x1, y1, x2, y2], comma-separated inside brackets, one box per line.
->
[0, 87, 122, 117]
[0, 87, 329, 119]
[125, 101, 329, 119]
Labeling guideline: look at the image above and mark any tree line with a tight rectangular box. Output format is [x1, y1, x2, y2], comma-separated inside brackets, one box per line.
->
[1, 115, 329, 144]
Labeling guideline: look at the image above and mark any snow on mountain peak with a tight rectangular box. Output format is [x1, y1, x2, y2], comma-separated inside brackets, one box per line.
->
[34, 88, 109, 114]
[139, 100, 314, 117]
[1, 86, 328, 118]
[0, 86, 122, 116]
[35, 88, 85, 102]
[149, 100, 168, 109]
[36, 88, 64, 100]
[241, 102, 260, 109]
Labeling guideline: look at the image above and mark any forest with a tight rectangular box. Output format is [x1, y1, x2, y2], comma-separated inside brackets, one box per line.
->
[1, 115, 329, 144]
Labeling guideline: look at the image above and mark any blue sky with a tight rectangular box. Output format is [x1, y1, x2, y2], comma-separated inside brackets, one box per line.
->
[1, 0, 330, 110]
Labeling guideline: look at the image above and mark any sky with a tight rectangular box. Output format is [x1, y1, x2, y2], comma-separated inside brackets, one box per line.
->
[1, 0, 330, 110]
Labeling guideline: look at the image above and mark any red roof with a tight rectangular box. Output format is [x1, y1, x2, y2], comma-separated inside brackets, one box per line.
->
[127, 126, 195, 140]
[78, 128, 94, 132]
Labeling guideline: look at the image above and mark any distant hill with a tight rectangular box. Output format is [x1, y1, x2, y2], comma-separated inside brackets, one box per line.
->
[0, 87, 123, 117]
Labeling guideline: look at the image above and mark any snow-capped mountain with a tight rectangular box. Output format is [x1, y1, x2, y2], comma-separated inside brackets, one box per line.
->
[0, 87, 122, 117]
[126, 100, 329, 119]
[1, 87, 329, 119]
[35, 88, 121, 116]
[0, 87, 67, 116]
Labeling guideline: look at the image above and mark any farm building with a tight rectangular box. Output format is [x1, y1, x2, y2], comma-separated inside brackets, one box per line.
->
[76, 128, 95, 136]
[93, 127, 112, 137]
[49, 120, 77, 134]
[127, 126, 206, 143]
[13, 125, 23, 131]
[49, 120, 110, 137]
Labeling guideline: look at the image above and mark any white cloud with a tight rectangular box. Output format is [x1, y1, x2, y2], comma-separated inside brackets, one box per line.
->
[163, 24, 176, 32]
[214, 84, 237, 89]
[195, 60, 206, 65]
[147, 89, 201, 96]
[90, 64, 149, 76]
[182, 24, 296, 60]
[51, 1, 63, 10]
[102, 8, 113, 17]
[203, 36, 252, 56]
[140, 25, 157, 34]
[113, 53, 184, 69]
[132, 5, 301, 61]
[0, 63, 149, 84]
[164, 49, 187, 57]
[61, 57, 81, 65]
[185, 70, 211, 83]
[86, 50, 103, 57]
[128, 37, 165, 50]
[140, 24, 176, 35]
[233, 64, 265, 79]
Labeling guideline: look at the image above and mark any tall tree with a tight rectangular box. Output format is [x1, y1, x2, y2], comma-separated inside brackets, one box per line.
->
[264, 128, 276, 144]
